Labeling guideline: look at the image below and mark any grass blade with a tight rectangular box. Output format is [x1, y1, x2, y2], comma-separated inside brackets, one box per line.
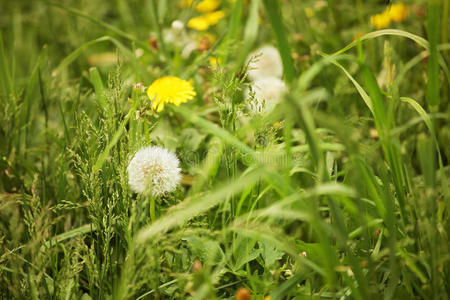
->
[262, 0, 295, 83]
[426, 1, 441, 110]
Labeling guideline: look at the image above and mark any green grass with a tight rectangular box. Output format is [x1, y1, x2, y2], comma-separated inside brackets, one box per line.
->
[1, 0, 449, 299]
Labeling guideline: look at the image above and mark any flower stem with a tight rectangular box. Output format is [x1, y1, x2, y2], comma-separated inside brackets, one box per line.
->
[150, 196, 156, 223]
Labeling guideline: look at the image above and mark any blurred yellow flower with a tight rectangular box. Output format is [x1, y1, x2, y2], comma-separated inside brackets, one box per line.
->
[370, 3, 408, 29]
[209, 56, 222, 68]
[187, 16, 210, 30]
[187, 10, 225, 31]
[304, 7, 314, 18]
[388, 3, 408, 22]
[197, 0, 221, 12]
[370, 12, 391, 29]
[180, 0, 220, 13]
[147, 76, 196, 112]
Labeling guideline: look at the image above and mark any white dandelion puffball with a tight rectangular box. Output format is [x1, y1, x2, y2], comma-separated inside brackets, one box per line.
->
[246, 76, 287, 113]
[127, 146, 181, 196]
[247, 45, 283, 81]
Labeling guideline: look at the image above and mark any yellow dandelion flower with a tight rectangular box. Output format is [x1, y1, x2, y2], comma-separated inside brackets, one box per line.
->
[187, 16, 210, 31]
[180, 0, 220, 13]
[205, 10, 225, 24]
[187, 10, 225, 31]
[196, 0, 221, 12]
[387, 3, 408, 22]
[146, 76, 196, 112]
[370, 12, 391, 29]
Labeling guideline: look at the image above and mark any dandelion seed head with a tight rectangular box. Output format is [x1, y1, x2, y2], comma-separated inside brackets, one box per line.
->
[135, 48, 144, 58]
[127, 146, 181, 196]
[171, 20, 184, 31]
[247, 46, 283, 81]
[246, 77, 287, 113]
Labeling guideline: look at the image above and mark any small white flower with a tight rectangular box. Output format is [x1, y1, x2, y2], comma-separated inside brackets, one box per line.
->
[127, 146, 181, 196]
[246, 45, 283, 81]
[135, 48, 144, 58]
[133, 82, 146, 93]
[171, 20, 184, 32]
[164, 21, 188, 48]
[246, 76, 287, 113]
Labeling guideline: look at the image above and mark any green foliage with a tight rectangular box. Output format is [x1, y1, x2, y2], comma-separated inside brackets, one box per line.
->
[1, 0, 449, 299]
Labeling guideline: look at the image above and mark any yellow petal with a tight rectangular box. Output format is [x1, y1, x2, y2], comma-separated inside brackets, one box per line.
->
[370, 12, 391, 29]
[146, 76, 196, 112]
[196, 0, 220, 13]
[187, 16, 210, 31]
[205, 10, 225, 25]
[180, 0, 220, 13]
[387, 3, 408, 22]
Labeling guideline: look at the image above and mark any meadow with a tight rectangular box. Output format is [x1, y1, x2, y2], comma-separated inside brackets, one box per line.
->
[0, 0, 449, 299]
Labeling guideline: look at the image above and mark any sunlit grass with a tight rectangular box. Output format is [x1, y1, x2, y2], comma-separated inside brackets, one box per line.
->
[0, 0, 449, 299]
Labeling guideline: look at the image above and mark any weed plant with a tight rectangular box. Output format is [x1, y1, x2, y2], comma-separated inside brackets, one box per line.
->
[0, 0, 449, 299]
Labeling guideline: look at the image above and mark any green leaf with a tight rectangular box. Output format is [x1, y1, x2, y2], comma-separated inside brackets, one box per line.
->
[88, 67, 107, 108]
[232, 235, 261, 271]
[417, 134, 436, 187]
[52, 36, 132, 76]
[184, 236, 225, 264]
[426, 0, 441, 109]
[258, 241, 283, 267]
[262, 0, 295, 83]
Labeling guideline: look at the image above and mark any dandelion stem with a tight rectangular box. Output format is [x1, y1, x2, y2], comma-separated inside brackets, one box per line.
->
[150, 196, 156, 223]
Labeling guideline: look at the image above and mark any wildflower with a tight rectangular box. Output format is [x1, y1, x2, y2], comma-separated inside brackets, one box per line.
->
[198, 36, 211, 51]
[246, 77, 287, 113]
[164, 21, 189, 47]
[135, 48, 144, 58]
[198, 33, 216, 51]
[127, 146, 181, 196]
[209, 56, 221, 68]
[192, 259, 203, 272]
[147, 76, 196, 112]
[180, 0, 220, 13]
[187, 10, 225, 31]
[246, 46, 283, 81]
[148, 36, 158, 50]
[387, 3, 408, 22]
[187, 16, 210, 31]
[133, 82, 146, 93]
[235, 287, 251, 300]
[370, 3, 408, 29]
[171, 20, 185, 31]
[370, 12, 391, 29]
